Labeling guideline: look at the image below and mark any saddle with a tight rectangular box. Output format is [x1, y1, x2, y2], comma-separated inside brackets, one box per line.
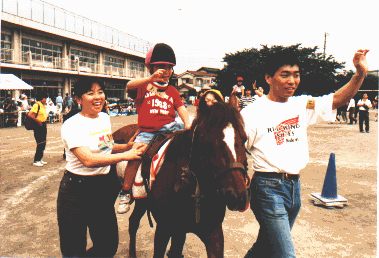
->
[125, 133, 172, 199]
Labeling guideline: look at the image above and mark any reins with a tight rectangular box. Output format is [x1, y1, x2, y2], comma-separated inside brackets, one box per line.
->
[182, 123, 250, 224]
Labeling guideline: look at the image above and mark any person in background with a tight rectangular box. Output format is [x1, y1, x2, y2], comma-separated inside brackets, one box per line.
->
[21, 94, 29, 111]
[46, 101, 57, 123]
[374, 95, 378, 122]
[357, 93, 372, 133]
[56, 93, 63, 110]
[341, 102, 348, 123]
[27, 92, 48, 167]
[347, 97, 357, 124]
[46, 93, 51, 104]
[252, 80, 265, 98]
[232, 77, 245, 99]
[58, 78, 147, 257]
[17, 101, 23, 127]
[239, 88, 256, 111]
[3, 94, 14, 127]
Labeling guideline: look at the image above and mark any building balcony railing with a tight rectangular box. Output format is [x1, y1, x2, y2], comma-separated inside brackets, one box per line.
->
[1, 48, 13, 63]
[2, 0, 153, 55]
[2, 48, 147, 79]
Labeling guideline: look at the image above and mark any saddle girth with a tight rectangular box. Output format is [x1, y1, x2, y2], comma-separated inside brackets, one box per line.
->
[141, 132, 174, 228]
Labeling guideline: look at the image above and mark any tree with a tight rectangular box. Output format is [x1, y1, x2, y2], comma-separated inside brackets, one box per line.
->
[216, 44, 346, 97]
[337, 71, 379, 101]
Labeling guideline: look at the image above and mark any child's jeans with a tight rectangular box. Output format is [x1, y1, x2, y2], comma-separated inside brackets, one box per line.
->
[135, 120, 184, 144]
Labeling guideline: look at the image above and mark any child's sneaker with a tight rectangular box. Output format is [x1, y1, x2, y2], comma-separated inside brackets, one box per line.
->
[117, 191, 133, 214]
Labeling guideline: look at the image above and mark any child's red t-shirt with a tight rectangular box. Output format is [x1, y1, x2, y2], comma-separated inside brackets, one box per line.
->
[135, 83, 184, 132]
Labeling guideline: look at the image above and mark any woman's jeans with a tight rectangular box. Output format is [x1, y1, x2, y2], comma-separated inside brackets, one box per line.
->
[33, 122, 47, 162]
[245, 175, 301, 258]
[57, 168, 121, 257]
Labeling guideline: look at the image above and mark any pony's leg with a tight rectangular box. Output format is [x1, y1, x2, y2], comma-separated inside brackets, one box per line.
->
[153, 223, 171, 258]
[167, 232, 186, 258]
[128, 199, 147, 258]
[200, 224, 224, 258]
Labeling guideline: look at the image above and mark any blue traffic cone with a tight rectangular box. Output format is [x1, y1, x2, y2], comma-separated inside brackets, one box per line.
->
[321, 153, 338, 199]
[311, 153, 347, 207]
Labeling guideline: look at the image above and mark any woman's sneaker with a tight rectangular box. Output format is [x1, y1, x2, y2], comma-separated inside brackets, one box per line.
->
[40, 160, 48, 164]
[118, 192, 133, 214]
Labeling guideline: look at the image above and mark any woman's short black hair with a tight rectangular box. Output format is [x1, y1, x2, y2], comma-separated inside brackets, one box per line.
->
[73, 78, 106, 98]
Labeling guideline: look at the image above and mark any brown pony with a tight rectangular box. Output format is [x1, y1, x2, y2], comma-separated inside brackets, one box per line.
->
[112, 96, 250, 258]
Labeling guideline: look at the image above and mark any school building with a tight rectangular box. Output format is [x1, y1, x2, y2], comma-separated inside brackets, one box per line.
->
[1, 0, 152, 101]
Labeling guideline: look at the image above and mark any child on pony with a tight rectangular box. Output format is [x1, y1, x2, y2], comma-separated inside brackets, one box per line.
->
[118, 43, 191, 214]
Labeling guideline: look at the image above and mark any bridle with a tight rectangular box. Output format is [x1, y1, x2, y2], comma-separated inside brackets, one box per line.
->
[181, 124, 251, 224]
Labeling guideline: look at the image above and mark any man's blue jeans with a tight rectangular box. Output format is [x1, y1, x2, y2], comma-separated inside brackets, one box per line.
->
[245, 175, 301, 258]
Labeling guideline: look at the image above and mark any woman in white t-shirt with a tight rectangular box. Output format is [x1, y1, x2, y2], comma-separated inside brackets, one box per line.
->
[57, 78, 147, 257]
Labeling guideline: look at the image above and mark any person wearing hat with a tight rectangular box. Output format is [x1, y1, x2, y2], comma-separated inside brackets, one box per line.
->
[232, 77, 245, 99]
[117, 43, 190, 214]
[20, 94, 29, 111]
[199, 89, 224, 108]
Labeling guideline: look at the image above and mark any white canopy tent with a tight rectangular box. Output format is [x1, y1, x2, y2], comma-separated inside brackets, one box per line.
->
[0, 74, 33, 90]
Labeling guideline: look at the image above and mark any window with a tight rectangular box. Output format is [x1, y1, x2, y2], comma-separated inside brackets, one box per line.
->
[71, 49, 98, 72]
[130, 61, 144, 72]
[1, 33, 12, 62]
[71, 49, 98, 64]
[104, 55, 124, 68]
[21, 37, 62, 65]
[1, 33, 11, 49]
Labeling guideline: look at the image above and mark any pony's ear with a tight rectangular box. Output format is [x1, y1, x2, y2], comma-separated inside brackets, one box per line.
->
[228, 93, 239, 111]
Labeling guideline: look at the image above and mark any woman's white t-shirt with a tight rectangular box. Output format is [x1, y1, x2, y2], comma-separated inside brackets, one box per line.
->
[241, 94, 335, 174]
[61, 112, 114, 176]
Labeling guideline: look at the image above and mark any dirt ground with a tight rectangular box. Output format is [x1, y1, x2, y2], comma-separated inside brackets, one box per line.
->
[0, 106, 377, 257]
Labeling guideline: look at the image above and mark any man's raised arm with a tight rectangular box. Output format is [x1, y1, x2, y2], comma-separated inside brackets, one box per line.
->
[332, 49, 369, 110]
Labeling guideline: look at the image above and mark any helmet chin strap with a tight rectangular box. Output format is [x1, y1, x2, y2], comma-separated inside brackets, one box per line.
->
[152, 81, 169, 90]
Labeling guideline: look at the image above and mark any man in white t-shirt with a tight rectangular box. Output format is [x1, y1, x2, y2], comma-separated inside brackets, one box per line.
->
[357, 93, 372, 133]
[242, 49, 369, 258]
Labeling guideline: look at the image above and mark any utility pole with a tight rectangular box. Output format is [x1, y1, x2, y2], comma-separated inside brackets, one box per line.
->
[323, 32, 329, 59]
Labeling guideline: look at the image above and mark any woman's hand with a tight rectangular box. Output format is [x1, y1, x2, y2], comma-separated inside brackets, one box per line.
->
[124, 143, 147, 160]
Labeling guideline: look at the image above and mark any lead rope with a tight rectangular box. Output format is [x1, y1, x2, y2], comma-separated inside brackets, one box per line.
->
[181, 125, 203, 224]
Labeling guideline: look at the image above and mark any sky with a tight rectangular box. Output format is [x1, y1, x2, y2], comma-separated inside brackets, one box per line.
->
[41, 0, 378, 75]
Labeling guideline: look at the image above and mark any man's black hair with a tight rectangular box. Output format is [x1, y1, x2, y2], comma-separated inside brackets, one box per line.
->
[36, 92, 48, 101]
[265, 50, 301, 77]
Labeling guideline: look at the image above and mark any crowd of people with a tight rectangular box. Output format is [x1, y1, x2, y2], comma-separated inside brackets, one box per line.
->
[330, 93, 378, 133]
[0, 92, 80, 127]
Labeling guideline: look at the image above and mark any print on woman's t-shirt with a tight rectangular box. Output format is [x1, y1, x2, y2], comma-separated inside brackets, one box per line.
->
[98, 133, 114, 150]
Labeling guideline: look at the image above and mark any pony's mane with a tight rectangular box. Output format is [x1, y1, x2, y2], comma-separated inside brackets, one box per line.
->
[192, 102, 243, 133]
